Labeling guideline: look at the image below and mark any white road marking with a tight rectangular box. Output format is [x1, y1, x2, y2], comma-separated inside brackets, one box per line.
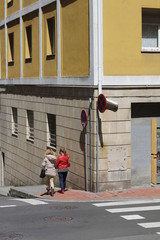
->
[138, 222, 160, 228]
[106, 205, 160, 213]
[13, 199, 48, 205]
[93, 199, 160, 207]
[121, 215, 145, 220]
[0, 205, 16, 208]
[156, 232, 160, 235]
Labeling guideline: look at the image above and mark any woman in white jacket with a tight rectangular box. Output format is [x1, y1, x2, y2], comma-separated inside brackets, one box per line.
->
[42, 149, 56, 196]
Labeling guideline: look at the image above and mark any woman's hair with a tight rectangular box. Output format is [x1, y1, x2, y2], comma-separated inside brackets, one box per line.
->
[59, 147, 67, 156]
[45, 148, 56, 157]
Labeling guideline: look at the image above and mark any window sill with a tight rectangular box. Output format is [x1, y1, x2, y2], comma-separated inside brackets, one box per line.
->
[25, 58, 32, 63]
[47, 144, 56, 151]
[8, 61, 14, 66]
[141, 48, 160, 53]
[12, 133, 18, 137]
[27, 138, 34, 143]
[46, 54, 55, 60]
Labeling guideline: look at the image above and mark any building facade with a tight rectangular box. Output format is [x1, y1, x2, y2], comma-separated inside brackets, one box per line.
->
[0, 0, 160, 191]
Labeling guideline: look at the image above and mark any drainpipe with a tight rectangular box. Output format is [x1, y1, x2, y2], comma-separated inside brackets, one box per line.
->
[96, 0, 103, 193]
[89, 97, 92, 191]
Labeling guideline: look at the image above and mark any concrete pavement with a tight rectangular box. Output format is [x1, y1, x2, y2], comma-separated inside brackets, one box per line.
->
[1, 184, 160, 202]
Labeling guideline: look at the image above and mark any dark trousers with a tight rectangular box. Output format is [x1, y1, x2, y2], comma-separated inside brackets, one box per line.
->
[58, 171, 68, 190]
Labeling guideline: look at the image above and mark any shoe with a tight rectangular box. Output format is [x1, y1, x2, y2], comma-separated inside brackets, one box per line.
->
[61, 190, 64, 194]
[46, 187, 50, 195]
[50, 188, 54, 197]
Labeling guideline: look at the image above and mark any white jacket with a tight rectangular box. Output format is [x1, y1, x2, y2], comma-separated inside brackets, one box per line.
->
[42, 154, 56, 177]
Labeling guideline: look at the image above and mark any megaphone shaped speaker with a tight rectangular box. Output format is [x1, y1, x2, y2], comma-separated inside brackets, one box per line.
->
[98, 94, 118, 113]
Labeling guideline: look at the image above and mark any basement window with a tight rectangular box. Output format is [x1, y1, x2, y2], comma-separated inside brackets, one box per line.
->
[47, 114, 56, 149]
[46, 17, 55, 59]
[8, 32, 14, 65]
[142, 8, 160, 52]
[25, 25, 32, 62]
[11, 107, 18, 136]
[26, 110, 34, 142]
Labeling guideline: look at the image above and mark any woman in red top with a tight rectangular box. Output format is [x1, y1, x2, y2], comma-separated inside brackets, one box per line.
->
[56, 147, 70, 194]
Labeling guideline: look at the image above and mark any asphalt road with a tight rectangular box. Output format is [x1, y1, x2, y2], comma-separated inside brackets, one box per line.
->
[0, 196, 160, 240]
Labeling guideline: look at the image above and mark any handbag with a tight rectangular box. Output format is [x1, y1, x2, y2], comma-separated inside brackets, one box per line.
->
[40, 168, 46, 178]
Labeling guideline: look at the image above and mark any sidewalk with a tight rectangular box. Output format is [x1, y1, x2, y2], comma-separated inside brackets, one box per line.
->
[1, 184, 160, 202]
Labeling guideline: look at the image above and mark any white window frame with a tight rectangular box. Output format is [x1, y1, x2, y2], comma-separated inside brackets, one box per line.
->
[142, 24, 160, 52]
[142, 8, 160, 53]
[26, 110, 34, 142]
[11, 107, 18, 136]
[47, 114, 56, 150]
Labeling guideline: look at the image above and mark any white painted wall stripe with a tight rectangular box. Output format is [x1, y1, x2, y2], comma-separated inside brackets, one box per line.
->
[14, 199, 48, 205]
[106, 205, 160, 213]
[93, 199, 160, 207]
[138, 222, 160, 228]
[121, 215, 145, 220]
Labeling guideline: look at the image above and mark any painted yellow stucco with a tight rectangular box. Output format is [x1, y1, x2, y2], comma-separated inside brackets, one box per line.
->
[61, 0, 89, 77]
[7, 20, 20, 78]
[22, 0, 38, 9]
[0, 27, 6, 79]
[103, 0, 160, 76]
[23, 11, 39, 78]
[7, 0, 20, 17]
[0, 0, 4, 20]
[42, 2, 57, 77]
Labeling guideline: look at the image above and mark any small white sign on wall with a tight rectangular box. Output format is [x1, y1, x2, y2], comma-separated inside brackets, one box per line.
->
[108, 146, 127, 171]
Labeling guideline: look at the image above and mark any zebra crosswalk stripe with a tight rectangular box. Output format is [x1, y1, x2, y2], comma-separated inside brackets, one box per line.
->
[121, 215, 145, 220]
[0, 205, 16, 208]
[93, 199, 160, 207]
[13, 199, 48, 205]
[106, 205, 160, 213]
[138, 222, 160, 228]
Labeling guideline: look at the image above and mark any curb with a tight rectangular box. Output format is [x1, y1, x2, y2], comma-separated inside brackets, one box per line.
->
[8, 188, 38, 199]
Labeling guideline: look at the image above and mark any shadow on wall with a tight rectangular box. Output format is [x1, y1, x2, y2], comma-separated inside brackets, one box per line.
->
[61, 0, 77, 8]
[98, 116, 104, 148]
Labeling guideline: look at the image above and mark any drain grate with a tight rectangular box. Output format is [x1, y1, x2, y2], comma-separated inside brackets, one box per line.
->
[50, 205, 78, 210]
[0, 233, 23, 240]
[44, 216, 73, 222]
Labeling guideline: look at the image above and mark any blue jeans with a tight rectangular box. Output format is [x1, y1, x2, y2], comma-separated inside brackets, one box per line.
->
[58, 171, 68, 190]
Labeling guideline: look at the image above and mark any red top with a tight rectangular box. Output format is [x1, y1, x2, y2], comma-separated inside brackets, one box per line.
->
[56, 154, 70, 169]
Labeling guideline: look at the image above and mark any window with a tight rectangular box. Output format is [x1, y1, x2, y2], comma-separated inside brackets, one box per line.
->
[47, 114, 56, 149]
[8, 32, 14, 64]
[142, 8, 160, 52]
[26, 110, 34, 142]
[46, 17, 55, 58]
[25, 25, 32, 62]
[11, 107, 18, 136]
[7, 0, 13, 7]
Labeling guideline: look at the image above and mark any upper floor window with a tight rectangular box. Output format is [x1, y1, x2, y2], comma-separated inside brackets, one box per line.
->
[25, 25, 32, 62]
[8, 32, 14, 65]
[26, 110, 34, 142]
[46, 17, 55, 59]
[11, 107, 18, 136]
[142, 8, 160, 52]
[47, 114, 56, 149]
[7, 0, 13, 8]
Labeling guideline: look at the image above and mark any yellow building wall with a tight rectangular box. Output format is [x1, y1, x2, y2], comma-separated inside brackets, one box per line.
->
[61, 0, 89, 77]
[103, 0, 160, 76]
[42, 2, 57, 77]
[22, 0, 38, 9]
[0, 27, 6, 79]
[0, 0, 4, 20]
[7, 20, 20, 78]
[23, 11, 39, 78]
[7, 0, 20, 16]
